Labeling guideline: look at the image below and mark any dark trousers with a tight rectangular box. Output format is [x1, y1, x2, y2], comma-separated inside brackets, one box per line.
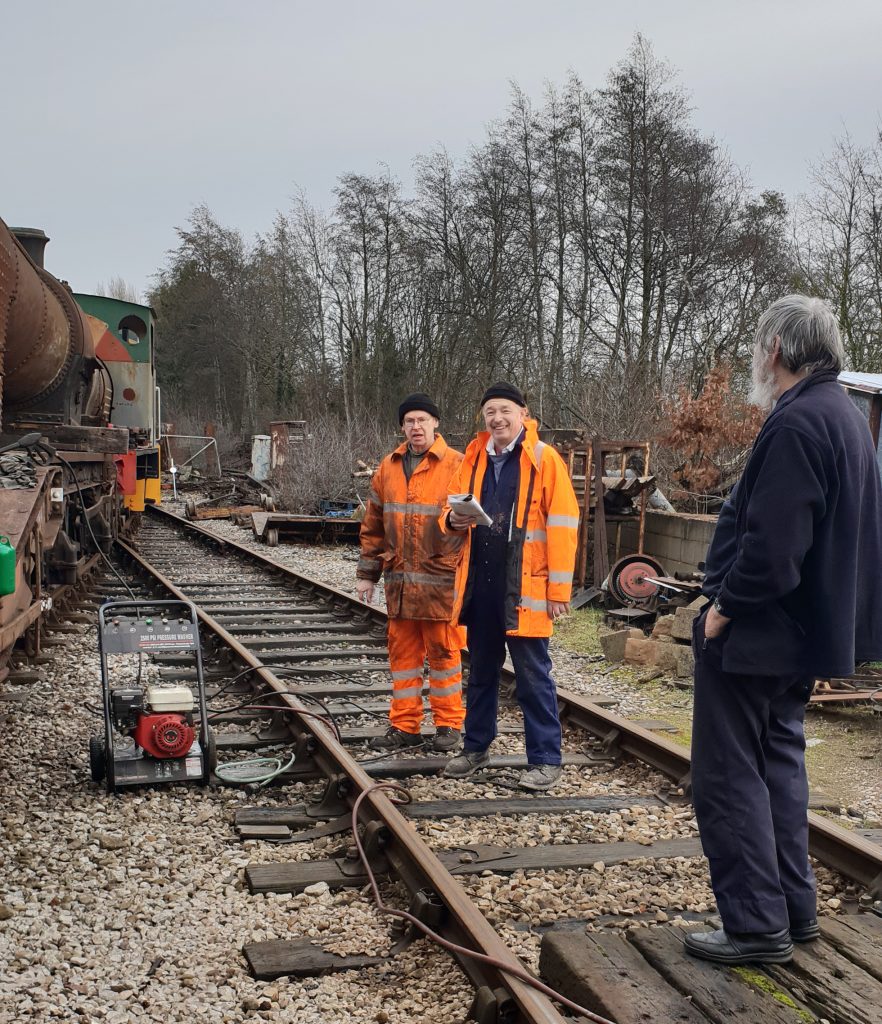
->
[463, 597, 562, 765]
[691, 613, 816, 933]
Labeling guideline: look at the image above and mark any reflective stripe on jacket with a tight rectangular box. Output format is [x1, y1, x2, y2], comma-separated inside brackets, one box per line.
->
[442, 419, 578, 637]
[357, 434, 465, 620]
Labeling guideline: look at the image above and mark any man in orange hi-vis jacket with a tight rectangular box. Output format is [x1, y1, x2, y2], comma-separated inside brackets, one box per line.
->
[441, 382, 579, 791]
[356, 393, 467, 752]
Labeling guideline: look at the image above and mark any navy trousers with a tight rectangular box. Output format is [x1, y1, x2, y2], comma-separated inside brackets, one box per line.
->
[463, 597, 562, 766]
[691, 611, 816, 933]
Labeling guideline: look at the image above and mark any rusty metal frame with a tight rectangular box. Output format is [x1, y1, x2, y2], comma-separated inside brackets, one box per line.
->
[560, 438, 652, 590]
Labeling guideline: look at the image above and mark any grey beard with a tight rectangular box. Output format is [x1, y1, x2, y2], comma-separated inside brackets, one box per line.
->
[749, 358, 776, 410]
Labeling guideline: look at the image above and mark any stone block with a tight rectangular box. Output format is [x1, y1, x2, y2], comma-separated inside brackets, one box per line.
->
[624, 638, 678, 673]
[674, 644, 695, 678]
[600, 629, 630, 663]
[671, 606, 699, 641]
[651, 615, 673, 638]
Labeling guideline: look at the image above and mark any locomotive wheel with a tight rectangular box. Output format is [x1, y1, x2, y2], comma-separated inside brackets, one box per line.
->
[608, 554, 666, 607]
[89, 735, 106, 783]
[265, 527, 279, 547]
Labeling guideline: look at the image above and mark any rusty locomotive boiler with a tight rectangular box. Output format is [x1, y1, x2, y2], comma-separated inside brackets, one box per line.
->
[0, 217, 161, 676]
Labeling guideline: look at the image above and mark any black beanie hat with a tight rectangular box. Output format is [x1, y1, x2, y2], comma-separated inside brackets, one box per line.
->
[480, 381, 527, 407]
[398, 392, 440, 425]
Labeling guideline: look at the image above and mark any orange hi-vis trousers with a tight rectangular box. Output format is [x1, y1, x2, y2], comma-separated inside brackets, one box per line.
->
[387, 618, 466, 734]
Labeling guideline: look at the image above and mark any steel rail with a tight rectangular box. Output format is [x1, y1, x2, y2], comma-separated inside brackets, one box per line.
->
[142, 504, 882, 898]
[119, 510, 570, 1024]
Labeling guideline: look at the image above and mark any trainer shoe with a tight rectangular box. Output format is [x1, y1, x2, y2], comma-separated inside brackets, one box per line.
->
[442, 749, 490, 778]
[432, 727, 462, 753]
[684, 927, 793, 965]
[790, 918, 820, 943]
[519, 764, 562, 791]
[367, 727, 423, 752]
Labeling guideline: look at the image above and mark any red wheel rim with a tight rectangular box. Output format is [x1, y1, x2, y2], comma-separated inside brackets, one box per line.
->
[615, 561, 659, 601]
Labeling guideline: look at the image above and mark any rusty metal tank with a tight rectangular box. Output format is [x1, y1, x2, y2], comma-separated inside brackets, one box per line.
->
[0, 216, 106, 428]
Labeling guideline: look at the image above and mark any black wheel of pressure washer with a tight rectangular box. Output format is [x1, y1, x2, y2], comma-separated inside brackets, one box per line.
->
[89, 735, 106, 783]
[203, 729, 217, 784]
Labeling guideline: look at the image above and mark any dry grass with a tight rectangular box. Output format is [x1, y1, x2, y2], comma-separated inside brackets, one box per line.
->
[553, 606, 605, 656]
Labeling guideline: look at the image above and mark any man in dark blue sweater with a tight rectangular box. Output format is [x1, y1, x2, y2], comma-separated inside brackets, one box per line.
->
[685, 294, 882, 966]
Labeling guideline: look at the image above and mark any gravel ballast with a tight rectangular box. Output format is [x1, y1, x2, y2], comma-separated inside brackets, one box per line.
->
[3, 511, 872, 1022]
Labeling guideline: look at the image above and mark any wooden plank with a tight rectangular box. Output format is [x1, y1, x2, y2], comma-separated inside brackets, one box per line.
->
[766, 936, 882, 1024]
[539, 930, 709, 1024]
[238, 825, 292, 839]
[41, 424, 129, 452]
[818, 916, 882, 983]
[237, 634, 383, 648]
[214, 731, 291, 751]
[632, 718, 678, 732]
[243, 938, 386, 980]
[630, 926, 810, 1023]
[810, 690, 882, 704]
[246, 838, 704, 893]
[235, 793, 667, 828]
[239, 647, 389, 662]
[279, 751, 597, 781]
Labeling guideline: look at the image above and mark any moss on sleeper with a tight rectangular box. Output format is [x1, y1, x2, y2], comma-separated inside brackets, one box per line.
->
[732, 966, 815, 1022]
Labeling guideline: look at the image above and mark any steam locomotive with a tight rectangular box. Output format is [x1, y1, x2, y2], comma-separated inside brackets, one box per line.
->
[0, 217, 161, 676]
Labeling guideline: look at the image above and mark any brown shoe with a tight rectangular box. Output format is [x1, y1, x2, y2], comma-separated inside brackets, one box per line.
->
[432, 727, 462, 752]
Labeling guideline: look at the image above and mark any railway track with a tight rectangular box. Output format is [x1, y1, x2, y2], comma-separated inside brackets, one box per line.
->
[95, 505, 882, 1024]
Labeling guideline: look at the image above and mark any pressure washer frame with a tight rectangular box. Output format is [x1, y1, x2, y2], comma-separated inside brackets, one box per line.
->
[92, 599, 213, 793]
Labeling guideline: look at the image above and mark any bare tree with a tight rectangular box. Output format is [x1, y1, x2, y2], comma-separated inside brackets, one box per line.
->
[95, 276, 142, 303]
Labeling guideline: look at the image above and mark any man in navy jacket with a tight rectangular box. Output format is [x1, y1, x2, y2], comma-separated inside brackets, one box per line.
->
[685, 294, 882, 966]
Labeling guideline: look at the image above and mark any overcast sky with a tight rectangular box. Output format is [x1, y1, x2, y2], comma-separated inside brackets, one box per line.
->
[3, 0, 881, 299]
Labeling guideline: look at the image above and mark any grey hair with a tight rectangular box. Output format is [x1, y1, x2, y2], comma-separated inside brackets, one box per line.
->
[754, 294, 844, 375]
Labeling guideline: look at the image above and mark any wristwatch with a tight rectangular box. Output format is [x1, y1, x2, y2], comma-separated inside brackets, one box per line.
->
[713, 597, 726, 617]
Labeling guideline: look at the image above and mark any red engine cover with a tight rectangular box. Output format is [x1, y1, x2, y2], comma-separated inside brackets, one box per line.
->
[133, 713, 195, 759]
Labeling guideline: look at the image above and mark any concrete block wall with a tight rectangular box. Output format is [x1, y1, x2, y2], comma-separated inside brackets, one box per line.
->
[614, 510, 718, 576]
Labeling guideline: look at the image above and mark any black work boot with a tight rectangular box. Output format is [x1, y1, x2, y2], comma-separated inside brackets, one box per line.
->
[684, 928, 793, 965]
[368, 727, 423, 752]
[432, 727, 462, 753]
[789, 918, 820, 942]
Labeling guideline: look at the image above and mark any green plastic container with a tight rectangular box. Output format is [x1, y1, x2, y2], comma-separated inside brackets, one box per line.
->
[0, 536, 16, 596]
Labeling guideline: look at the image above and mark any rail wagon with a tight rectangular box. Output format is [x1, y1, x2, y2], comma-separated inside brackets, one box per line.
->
[0, 217, 161, 674]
